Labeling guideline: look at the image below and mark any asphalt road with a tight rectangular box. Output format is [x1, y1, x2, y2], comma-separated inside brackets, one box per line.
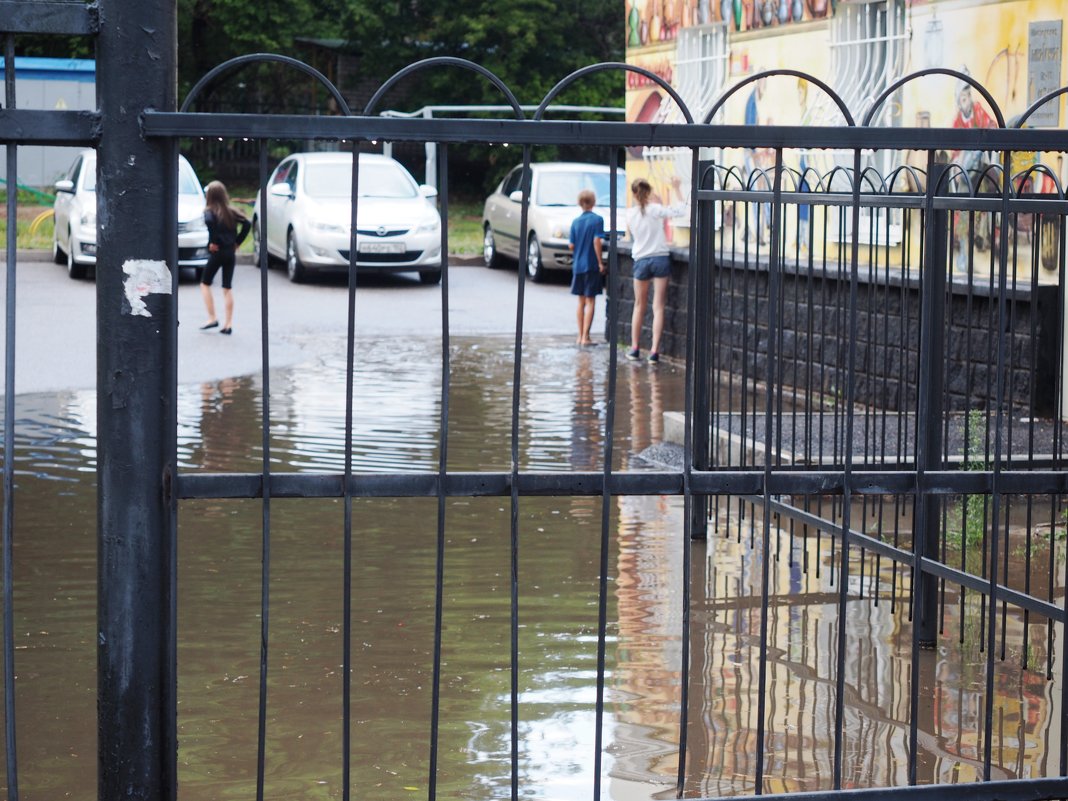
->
[0, 254, 582, 395]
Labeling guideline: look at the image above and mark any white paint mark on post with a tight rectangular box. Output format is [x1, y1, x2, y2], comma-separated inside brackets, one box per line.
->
[122, 259, 172, 317]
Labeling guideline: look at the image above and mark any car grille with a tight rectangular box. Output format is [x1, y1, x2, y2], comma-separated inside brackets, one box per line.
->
[339, 249, 423, 263]
[355, 228, 409, 237]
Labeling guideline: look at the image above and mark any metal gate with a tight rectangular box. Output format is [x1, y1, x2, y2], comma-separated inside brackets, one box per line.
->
[2, 1, 1068, 799]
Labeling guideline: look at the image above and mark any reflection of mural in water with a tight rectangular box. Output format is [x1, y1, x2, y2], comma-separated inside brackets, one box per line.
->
[607, 491, 1064, 795]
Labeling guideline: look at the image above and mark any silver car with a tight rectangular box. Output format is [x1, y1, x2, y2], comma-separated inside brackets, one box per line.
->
[252, 151, 442, 284]
[52, 150, 210, 280]
[481, 162, 625, 282]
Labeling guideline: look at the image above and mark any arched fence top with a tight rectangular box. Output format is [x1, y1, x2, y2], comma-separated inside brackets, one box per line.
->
[703, 69, 855, 127]
[932, 161, 972, 195]
[884, 164, 927, 195]
[535, 62, 691, 123]
[364, 57, 523, 119]
[1017, 85, 1068, 128]
[861, 67, 1006, 129]
[1013, 163, 1066, 199]
[180, 53, 351, 116]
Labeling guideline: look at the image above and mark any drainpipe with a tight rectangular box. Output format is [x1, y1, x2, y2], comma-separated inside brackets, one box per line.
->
[96, 0, 178, 798]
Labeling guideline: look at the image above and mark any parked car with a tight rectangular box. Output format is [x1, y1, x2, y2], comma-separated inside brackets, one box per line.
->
[252, 152, 442, 284]
[52, 150, 210, 280]
[481, 162, 626, 282]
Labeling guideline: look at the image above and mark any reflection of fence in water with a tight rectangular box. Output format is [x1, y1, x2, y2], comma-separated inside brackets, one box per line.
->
[683, 497, 1063, 795]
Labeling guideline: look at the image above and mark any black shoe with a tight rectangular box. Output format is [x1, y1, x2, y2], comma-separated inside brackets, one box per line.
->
[200, 321, 219, 330]
[220, 327, 232, 335]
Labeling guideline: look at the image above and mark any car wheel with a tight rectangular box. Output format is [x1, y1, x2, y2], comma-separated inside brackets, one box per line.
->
[252, 216, 264, 267]
[483, 225, 504, 269]
[66, 229, 87, 280]
[52, 231, 65, 265]
[419, 268, 442, 285]
[526, 235, 546, 283]
[286, 229, 307, 283]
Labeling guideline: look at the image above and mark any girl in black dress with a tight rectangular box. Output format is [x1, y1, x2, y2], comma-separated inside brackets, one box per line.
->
[199, 180, 251, 334]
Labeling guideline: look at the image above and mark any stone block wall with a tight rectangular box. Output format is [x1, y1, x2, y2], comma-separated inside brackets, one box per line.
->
[609, 249, 1062, 415]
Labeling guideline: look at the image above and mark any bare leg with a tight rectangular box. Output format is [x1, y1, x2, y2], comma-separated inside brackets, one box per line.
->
[650, 275, 669, 355]
[200, 283, 217, 324]
[631, 278, 650, 351]
[222, 288, 234, 330]
[581, 297, 596, 344]
[576, 296, 586, 344]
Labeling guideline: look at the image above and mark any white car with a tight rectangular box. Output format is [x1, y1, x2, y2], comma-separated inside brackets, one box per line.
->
[52, 150, 210, 280]
[481, 162, 625, 282]
[252, 152, 442, 284]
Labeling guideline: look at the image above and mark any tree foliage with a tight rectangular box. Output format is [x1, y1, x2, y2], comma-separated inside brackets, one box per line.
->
[175, 0, 621, 109]
[339, 0, 623, 108]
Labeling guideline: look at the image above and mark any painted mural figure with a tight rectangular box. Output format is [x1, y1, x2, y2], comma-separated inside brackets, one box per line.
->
[950, 75, 997, 268]
[743, 77, 771, 245]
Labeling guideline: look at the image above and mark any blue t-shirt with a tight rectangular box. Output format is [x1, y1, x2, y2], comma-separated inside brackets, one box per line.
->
[569, 210, 605, 275]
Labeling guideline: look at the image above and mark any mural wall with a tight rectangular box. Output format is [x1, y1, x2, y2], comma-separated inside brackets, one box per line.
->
[625, 0, 1068, 248]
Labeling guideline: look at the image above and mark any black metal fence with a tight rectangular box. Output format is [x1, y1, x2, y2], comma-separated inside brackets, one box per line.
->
[2, 2, 1068, 799]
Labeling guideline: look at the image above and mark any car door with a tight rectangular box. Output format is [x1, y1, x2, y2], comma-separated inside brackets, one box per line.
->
[490, 167, 526, 258]
[53, 154, 83, 251]
[266, 158, 297, 257]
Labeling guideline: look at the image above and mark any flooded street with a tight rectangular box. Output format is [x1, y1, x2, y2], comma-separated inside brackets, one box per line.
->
[1, 332, 1064, 800]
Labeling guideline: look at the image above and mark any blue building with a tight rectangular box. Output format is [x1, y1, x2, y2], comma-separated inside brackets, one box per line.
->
[0, 57, 95, 189]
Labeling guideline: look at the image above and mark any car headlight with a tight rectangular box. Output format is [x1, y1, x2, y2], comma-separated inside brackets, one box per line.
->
[309, 221, 348, 233]
[415, 219, 441, 234]
[80, 209, 96, 227]
[180, 216, 207, 232]
[552, 225, 566, 239]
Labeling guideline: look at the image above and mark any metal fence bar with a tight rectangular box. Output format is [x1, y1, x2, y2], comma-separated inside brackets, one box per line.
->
[508, 143, 534, 801]
[140, 112, 1068, 152]
[593, 147, 622, 801]
[427, 142, 450, 801]
[341, 145, 360, 801]
[2, 31, 19, 801]
[254, 139, 273, 801]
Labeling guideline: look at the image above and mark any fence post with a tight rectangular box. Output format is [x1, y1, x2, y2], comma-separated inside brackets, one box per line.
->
[96, 0, 178, 798]
[916, 161, 948, 649]
[690, 160, 715, 539]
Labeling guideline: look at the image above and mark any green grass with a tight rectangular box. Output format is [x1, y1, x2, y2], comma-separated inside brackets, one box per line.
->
[446, 199, 484, 256]
[0, 204, 55, 251]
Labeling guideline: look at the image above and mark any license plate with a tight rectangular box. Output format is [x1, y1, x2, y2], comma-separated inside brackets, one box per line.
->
[358, 242, 405, 254]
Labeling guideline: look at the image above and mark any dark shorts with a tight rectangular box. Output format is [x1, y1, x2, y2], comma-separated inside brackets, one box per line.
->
[570, 269, 604, 297]
[633, 255, 671, 280]
[201, 249, 236, 289]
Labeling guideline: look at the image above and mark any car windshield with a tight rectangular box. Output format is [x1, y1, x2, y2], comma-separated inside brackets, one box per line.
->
[81, 158, 200, 195]
[535, 170, 625, 207]
[82, 159, 97, 192]
[178, 160, 202, 196]
[304, 162, 417, 199]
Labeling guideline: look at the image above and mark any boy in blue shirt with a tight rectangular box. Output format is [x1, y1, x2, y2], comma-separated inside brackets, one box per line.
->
[568, 189, 606, 346]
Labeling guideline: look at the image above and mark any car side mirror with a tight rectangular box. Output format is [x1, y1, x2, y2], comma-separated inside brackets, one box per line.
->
[54, 179, 75, 193]
[418, 184, 438, 199]
[269, 183, 294, 199]
[508, 190, 524, 203]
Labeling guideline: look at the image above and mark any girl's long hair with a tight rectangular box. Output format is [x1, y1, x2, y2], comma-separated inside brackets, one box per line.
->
[205, 180, 244, 228]
[631, 178, 652, 214]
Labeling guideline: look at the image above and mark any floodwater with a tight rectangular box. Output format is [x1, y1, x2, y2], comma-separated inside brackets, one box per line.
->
[0, 335, 1064, 800]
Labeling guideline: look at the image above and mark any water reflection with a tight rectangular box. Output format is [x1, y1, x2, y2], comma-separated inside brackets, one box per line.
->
[0, 335, 1063, 800]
